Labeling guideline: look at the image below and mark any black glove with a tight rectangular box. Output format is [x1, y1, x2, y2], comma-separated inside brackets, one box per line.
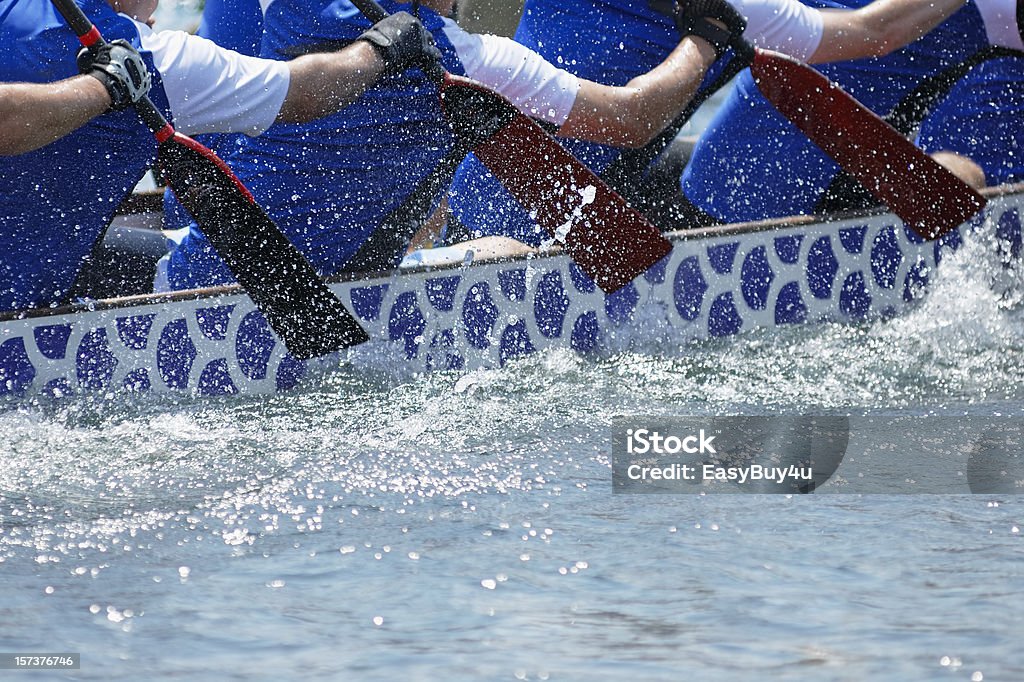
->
[674, 0, 747, 59]
[77, 39, 152, 111]
[357, 12, 442, 76]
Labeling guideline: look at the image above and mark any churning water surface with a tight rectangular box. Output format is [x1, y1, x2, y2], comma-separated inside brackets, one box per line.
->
[1, 226, 1023, 681]
[5, 6, 1024, 677]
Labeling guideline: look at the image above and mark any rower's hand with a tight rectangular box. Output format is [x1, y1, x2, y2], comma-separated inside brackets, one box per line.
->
[77, 40, 152, 111]
[674, 0, 748, 59]
[358, 12, 443, 76]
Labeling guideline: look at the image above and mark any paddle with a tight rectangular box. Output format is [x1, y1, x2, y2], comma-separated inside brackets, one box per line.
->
[601, 47, 751, 220]
[748, 46, 987, 240]
[349, 0, 672, 294]
[50, 0, 369, 359]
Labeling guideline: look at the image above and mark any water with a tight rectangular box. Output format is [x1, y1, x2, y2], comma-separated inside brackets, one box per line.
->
[1, 228, 1023, 680]
[4, 7, 1021, 680]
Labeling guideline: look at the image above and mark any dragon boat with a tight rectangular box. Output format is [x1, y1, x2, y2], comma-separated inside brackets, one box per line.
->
[1, 183, 1021, 401]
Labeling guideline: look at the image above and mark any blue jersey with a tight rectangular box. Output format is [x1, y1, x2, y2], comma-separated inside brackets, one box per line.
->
[918, 54, 1024, 186]
[200, 0, 264, 55]
[0, 0, 171, 312]
[166, 0, 473, 290]
[162, 0, 264, 230]
[447, 0, 683, 246]
[682, 0, 1003, 223]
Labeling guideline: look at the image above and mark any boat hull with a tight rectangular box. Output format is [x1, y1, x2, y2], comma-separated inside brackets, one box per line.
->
[2, 186, 1021, 400]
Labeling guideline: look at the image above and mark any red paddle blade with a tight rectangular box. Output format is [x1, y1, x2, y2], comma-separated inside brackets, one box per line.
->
[441, 75, 672, 293]
[159, 133, 369, 358]
[750, 49, 986, 240]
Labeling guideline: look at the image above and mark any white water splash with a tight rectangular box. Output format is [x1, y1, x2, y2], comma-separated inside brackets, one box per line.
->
[541, 185, 599, 251]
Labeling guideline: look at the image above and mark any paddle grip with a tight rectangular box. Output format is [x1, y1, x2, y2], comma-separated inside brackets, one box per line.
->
[348, 0, 446, 82]
[49, 0, 173, 141]
[348, 0, 387, 22]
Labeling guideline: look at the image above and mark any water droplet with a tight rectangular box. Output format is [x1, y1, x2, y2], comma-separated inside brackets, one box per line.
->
[481, 579, 496, 590]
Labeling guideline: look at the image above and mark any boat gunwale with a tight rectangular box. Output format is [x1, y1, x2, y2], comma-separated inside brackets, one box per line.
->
[3, 182, 1019, 325]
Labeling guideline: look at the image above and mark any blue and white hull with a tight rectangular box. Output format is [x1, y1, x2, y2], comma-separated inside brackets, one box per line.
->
[2, 185, 1021, 400]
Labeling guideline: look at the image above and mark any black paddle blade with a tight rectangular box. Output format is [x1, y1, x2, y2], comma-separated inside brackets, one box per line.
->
[158, 133, 369, 359]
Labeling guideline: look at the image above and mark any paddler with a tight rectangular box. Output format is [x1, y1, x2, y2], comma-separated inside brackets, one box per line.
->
[0, 0, 440, 312]
[680, 0, 1021, 227]
[448, 0, 980, 243]
[162, 0, 745, 290]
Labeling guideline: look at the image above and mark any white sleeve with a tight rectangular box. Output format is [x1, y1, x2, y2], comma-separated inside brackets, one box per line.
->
[440, 18, 581, 126]
[975, 0, 1024, 50]
[135, 22, 291, 137]
[732, 0, 825, 61]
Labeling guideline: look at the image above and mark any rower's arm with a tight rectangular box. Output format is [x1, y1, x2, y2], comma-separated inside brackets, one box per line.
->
[141, 13, 435, 135]
[0, 77, 110, 156]
[811, 0, 966, 62]
[278, 12, 440, 123]
[276, 42, 386, 123]
[558, 35, 717, 148]
[141, 30, 382, 135]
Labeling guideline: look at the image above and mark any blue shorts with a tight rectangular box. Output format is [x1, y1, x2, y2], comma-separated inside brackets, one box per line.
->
[917, 54, 1024, 186]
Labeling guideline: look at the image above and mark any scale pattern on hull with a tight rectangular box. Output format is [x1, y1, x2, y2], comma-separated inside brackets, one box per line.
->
[1, 196, 1020, 399]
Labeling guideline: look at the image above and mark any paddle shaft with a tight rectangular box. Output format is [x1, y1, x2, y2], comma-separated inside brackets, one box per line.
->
[49, 0, 370, 358]
[348, 0, 673, 293]
[602, 45, 753, 208]
[51, 0, 174, 142]
[51, 0, 261, 206]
